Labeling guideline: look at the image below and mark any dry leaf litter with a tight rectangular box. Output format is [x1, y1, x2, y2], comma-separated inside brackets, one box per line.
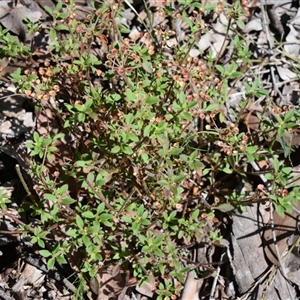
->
[0, 0, 300, 299]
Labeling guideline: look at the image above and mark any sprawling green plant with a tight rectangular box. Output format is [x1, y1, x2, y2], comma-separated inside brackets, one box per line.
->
[0, 0, 299, 298]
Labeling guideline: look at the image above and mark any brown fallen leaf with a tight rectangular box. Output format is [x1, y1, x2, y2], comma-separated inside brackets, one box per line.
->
[96, 265, 126, 300]
[135, 274, 156, 297]
[263, 209, 300, 266]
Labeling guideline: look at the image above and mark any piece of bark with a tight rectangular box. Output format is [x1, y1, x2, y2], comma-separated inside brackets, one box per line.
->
[265, 270, 297, 300]
[231, 205, 268, 294]
[181, 270, 202, 300]
[232, 204, 300, 298]
[263, 211, 300, 266]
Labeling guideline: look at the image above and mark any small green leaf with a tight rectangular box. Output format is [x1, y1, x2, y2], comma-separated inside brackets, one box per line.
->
[236, 19, 245, 30]
[44, 193, 56, 201]
[122, 146, 133, 155]
[142, 245, 150, 253]
[222, 167, 232, 174]
[83, 235, 91, 247]
[153, 247, 164, 256]
[122, 215, 132, 223]
[142, 61, 153, 73]
[128, 132, 139, 142]
[275, 204, 285, 217]
[143, 124, 152, 137]
[111, 146, 120, 153]
[38, 239, 45, 248]
[257, 88, 268, 96]
[202, 168, 210, 176]
[76, 215, 84, 229]
[279, 136, 291, 158]
[44, 5, 53, 14]
[213, 203, 235, 212]
[273, 156, 280, 172]
[216, 65, 225, 74]
[26, 141, 34, 149]
[146, 97, 159, 104]
[141, 219, 151, 226]
[97, 203, 105, 214]
[173, 174, 186, 183]
[169, 210, 177, 219]
[57, 24, 69, 31]
[172, 102, 181, 111]
[40, 250, 52, 258]
[284, 109, 295, 122]
[246, 152, 254, 162]
[56, 255, 67, 264]
[82, 211, 94, 218]
[157, 134, 169, 148]
[246, 146, 257, 154]
[66, 229, 77, 237]
[96, 177, 106, 186]
[178, 91, 186, 104]
[125, 89, 136, 102]
[78, 113, 85, 122]
[264, 173, 274, 180]
[187, 100, 198, 109]
[33, 132, 40, 141]
[99, 213, 113, 222]
[47, 258, 55, 270]
[205, 103, 219, 112]
[141, 153, 149, 163]
[181, 111, 193, 121]
[55, 1, 62, 11]
[177, 230, 184, 239]
[283, 202, 293, 212]
[62, 197, 76, 205]
[58, 184, 68, 194]
[165, 114, 173, 121]
[170, 147, 183, 156]
[153, 235, 164, 245]
[282, 167, 292, 175]
[86, 172, 95, 184]
[191, 209, 200, 219]
[231, 71, 243, 78]
[49, 28, 56, 41]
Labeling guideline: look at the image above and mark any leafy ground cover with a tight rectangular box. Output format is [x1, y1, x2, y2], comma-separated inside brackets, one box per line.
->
[1, 0, 300, 299]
